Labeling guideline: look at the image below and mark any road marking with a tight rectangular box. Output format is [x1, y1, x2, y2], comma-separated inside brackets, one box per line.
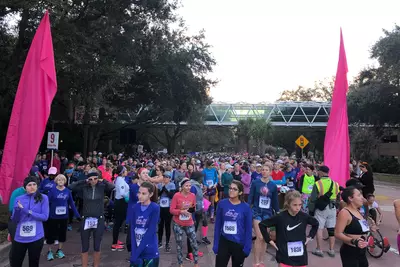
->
[389, 247, 399, 255]
[380, 205, 394, 212]
[375, 195, 389, 201]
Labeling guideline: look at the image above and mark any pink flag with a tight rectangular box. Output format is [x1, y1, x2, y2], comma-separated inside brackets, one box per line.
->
[324, 29, 350, 187]
[0, 11, 57, 204]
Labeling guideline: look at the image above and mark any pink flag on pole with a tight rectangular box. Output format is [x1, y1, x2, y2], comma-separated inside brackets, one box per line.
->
[0, 11, 57, 204]
[324, 29, 350, 187]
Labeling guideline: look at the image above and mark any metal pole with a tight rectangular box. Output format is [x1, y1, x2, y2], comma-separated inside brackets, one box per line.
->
[51, 150, 54, 167]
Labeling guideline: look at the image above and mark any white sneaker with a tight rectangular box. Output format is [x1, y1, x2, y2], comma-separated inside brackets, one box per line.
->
[54, 240, 59, 245]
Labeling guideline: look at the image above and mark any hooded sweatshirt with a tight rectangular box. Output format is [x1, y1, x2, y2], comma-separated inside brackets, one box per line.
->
[12, 193, 49, 243]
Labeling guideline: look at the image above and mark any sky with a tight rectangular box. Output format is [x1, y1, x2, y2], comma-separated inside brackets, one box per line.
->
[178, 0, 400, 103]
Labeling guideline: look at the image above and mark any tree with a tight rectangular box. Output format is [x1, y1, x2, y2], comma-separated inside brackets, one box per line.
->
[350, 126, 379, 162]
[277, 78, 334, 102]
[0, 1, 215, 154]
[237, 118, 273, 154]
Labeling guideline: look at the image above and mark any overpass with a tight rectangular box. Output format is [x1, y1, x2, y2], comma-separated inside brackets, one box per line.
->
[205, 101, 331, 127]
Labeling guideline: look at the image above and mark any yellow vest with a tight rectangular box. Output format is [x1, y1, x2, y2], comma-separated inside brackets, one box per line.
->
[315, 178, 339, 200]
[301, 174, 315, 194]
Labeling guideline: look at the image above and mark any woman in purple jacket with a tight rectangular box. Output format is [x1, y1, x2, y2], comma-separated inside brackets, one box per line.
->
[10, 176, 49, 267]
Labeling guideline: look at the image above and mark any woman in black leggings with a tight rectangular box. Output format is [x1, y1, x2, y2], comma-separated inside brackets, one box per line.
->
[335, 186, 370, 267]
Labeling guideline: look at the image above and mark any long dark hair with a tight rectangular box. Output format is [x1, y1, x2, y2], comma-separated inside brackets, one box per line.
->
[140, 181, 158, 202]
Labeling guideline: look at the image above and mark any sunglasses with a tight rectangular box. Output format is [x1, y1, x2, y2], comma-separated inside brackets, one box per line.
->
[88, 177, 98, 181]
[229, 187, 239, 192]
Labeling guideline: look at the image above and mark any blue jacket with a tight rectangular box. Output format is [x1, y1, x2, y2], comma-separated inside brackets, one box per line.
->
[129, 202, 160, 264]
[12, 193, 49, 243]
[47, 186, 80, 219]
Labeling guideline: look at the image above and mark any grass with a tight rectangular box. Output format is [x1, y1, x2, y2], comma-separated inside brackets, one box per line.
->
[0, 204, 8, 244]
[374, 173, 400, 184]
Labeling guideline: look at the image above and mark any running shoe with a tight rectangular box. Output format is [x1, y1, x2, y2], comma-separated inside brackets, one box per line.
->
[67, 225, 73, 231]
[210, 217, 215, 224]
[368, 236, 375, 253]
[54, 240, 59, 245]
[7, 234, 11, 242]
[202, 237, 211, 245]
[47, 251, 54, 261]
[117, 240, 125, 246]
[312, 249, 324, 257]
[327, 249, 335, 257]
[56, 249, 65, 259]
[111, 244, 124, 251]
[158, 242, 163, 249]
[383, 237, 391, 253]
[165, 243, 171, 252]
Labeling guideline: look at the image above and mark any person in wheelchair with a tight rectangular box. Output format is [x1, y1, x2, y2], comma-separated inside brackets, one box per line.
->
[366, 194, 383, 225]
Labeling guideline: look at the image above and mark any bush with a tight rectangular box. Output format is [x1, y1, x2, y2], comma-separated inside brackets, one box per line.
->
[371, 156, 400, 174]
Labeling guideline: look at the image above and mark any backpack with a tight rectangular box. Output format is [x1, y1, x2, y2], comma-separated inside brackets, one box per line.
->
[315, 180, 334, 211]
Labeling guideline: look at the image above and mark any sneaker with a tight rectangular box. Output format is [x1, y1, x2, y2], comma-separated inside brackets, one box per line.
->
[202, 237, 211, 245]
[117, 240, 125, 246]
[198, 251, 204, 257]
[158, 242, 163, 249]
[312, 249, 324, 257]
[368, 236, 375, 253]
[197, 239, 202, 245]
[165, 243, 171, 252]
[54, 240, 59, 245]
[383, 237, 391, 253]
[67, 225, 73, 231]
[210, 217, 215, 223]
[186, 253, 194, 261]
[7, 234, 11, 242]
[327, 249, 335, 257]
[56, 249, 65, 259]
[111, 244, 124, 251]
[47, 251, 54, 261]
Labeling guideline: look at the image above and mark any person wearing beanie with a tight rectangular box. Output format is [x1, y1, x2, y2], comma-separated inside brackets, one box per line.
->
[10, 176, 49, 267]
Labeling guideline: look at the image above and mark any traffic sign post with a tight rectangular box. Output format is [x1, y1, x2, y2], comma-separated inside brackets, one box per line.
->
[47, 132, 59, 167]
[295, 135, 309, 158]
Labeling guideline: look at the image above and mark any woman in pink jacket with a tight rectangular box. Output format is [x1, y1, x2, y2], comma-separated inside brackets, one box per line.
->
[240, 165, 251, 202]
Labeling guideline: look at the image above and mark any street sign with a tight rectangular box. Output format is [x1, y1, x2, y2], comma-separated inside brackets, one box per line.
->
[295, 135, 309, 149]
[47, 132, 59, 150]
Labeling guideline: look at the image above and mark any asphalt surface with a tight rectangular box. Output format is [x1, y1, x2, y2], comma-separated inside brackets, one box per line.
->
[0, 180, 399, 267]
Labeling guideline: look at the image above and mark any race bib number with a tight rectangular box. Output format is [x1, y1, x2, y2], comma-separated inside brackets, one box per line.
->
[84, 217, 98, 230]
[160, 197, 170, 208]
[179, 213, 190, 221]
[55, 206, 67, 215]
[259, 196, 271, 209]
[20, 221, 36, 237]
[359, 219, 370, 232]
[287, 241, 304, 257]
[207, 180, 213, 187]
[135, 227, 147, 247]
[223, 221, 237, 235]
[287, 181, 294, 187]
[308, 185, 314, 191]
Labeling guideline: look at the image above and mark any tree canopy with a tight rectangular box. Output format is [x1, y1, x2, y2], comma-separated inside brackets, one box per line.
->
[0, 0, 216, 154]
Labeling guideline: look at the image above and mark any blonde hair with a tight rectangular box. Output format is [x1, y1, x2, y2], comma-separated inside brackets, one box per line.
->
[55, 174, 67, 184]
[283, 190, 302, 210]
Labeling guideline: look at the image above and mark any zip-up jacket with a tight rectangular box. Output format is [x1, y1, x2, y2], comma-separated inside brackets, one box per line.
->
[69, 179, 115, 217]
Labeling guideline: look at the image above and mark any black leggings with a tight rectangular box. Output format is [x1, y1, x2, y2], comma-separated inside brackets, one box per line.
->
[158, 207, 172, 244]
[215, 235, 246, 267]
[112, 199, 127, 244]
[10, 238, 44, 267]
[187, 211, 203, 254]
[340, 244, 368, 267]
[80, 216, 105, 253]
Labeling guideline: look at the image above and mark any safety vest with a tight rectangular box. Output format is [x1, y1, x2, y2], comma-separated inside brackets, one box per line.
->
[301, 174, 315, 194]
[315, 177, 339, 200]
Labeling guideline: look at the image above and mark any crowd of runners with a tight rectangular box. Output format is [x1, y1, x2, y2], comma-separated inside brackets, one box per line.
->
[4, 151, 400, 267]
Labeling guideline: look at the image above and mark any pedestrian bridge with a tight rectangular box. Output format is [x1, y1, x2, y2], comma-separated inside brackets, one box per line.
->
[204, 102, 331, 127]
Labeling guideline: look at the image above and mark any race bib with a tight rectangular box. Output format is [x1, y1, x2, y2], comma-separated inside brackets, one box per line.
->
[287, 181, 294, 187]
[223, 221, 237, 235]
[287, 241, 304, 257]
[43, 166, 48, 170]
[359, 219, 370, 232]
[20, 221, 36, 237]
[179, 213, 190, 221]
[135, 227, 147, 247]
[259, 196, 271, 209]
[160, 197, 170, 208]
[207, 180, 213, 187]
[55, 206, 67, 215]
[307, 185, 314, 191]
[84, 217, 98, 230]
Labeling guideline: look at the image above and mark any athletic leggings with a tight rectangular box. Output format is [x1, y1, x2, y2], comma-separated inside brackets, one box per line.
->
[130, 258, 159, 267]
[187, 211, 206, 254]
[215, 235, 246, 267]
[80, 216, 105, 253]
[173, 222, 199, 265]
[340, 244, 368, 267]
[158, 207, 172, 244]
[112, 199, 127, 244]
[10, 238, 44, 267]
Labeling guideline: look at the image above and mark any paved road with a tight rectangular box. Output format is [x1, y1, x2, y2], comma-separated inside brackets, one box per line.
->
[1, 180, 399, 267]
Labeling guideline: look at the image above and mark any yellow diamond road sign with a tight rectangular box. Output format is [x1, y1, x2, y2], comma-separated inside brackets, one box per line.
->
[295, 135, 309, 149]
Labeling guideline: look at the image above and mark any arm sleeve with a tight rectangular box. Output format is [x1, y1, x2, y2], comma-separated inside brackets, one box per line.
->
[259, 214, 279, 243]
[243, 205, 253, 256]
[11, 199, 21, 222]
[213, 201, 223, 254]
[25, 195, 49, 221]
[68, 180, 86, 193]
[169, 195, 181, 216]
[248, 182, 255, 205]
[306, 213, 319, 239]
[68, 190, 80, 218]
[272, 187, 279, 213]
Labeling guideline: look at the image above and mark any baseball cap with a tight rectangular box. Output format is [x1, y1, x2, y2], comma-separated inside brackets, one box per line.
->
[48, 167, 57, 175]
[256, 163, 262, 167]
[163, 171, 172, 178]
[225, 164, 233, 169]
